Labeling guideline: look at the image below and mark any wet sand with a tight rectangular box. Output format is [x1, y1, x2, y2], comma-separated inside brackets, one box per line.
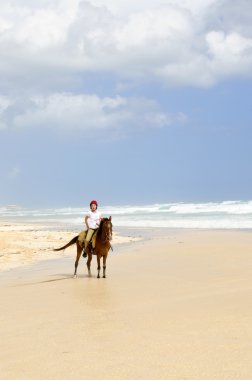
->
[1, 227, 252, 379]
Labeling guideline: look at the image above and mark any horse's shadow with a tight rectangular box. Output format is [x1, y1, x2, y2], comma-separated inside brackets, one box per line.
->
[33, 273, 93, 284]
[13, 274, 77, 287]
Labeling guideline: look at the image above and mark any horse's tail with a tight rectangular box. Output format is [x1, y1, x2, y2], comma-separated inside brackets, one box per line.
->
[53, 236, 79, 251]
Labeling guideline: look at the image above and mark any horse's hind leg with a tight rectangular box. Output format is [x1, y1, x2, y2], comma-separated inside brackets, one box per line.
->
[102, 255, 107, 278]
[74, 244, 82, 278]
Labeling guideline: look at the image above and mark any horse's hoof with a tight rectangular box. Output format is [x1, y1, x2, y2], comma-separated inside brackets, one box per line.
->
[73, 274, 77, 279]
[97, 275, 100, 278]
[103, 275, 106, 278]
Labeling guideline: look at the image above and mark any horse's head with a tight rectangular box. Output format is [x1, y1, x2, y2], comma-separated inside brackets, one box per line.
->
[100, 216, 113, 241]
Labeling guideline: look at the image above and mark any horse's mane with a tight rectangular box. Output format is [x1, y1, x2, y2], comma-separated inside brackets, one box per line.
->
[97, 218, 109, 239]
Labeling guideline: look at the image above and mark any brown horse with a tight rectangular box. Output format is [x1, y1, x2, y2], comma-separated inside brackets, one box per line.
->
[54, 217, 113, 278]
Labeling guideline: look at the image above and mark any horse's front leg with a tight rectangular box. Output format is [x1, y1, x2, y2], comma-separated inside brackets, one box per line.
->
[102, 255, 107, 278]
[86, 248, 92, 277]
[74, 244, 82, 278]
[97, 254, 101, 278]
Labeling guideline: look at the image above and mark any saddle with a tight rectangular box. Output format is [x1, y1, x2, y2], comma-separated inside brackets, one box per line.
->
[78, 230, 98, 249]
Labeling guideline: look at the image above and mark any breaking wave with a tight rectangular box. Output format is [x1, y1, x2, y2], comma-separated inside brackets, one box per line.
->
[1, 201, 252, 229]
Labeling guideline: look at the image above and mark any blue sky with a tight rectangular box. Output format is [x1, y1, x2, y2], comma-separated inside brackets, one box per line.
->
[0, 0, 252, 207]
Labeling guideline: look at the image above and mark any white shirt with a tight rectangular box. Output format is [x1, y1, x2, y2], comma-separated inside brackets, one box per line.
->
[86, 210, 101, 229]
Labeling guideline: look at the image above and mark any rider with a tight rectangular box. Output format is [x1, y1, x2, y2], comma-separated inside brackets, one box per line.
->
[82, 200, 102, 257]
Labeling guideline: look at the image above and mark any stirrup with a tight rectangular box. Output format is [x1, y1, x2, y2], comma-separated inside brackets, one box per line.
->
[82, 249, 87, 258]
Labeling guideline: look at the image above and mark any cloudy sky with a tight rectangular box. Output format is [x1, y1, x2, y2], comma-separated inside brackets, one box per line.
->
[0, 0, 252, 207]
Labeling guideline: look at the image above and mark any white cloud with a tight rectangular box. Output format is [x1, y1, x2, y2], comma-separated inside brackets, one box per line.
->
[0, 0, 251, 93]
[206, 31, 252, 79]
[0, 93, 185, 133]
[13, 93, 129, 130]
[0, 96, 13, 129]
[0, 95, 12, 112]
[114, 6, 193, 49]
[84, 0, 218, 16]
[0, 1, 76, 50]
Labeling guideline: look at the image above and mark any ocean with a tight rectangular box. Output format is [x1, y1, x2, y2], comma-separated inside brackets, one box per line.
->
[1, 201, 252, 229]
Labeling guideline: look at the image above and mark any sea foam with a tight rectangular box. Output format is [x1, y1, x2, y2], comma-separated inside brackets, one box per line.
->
[1, 201, 252, 229]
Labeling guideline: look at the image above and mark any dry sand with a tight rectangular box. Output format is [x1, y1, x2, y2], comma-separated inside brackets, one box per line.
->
[1, 225, 252, 380]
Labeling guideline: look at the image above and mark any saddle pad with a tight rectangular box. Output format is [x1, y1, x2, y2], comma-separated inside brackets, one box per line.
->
[78, 230, 87, 246]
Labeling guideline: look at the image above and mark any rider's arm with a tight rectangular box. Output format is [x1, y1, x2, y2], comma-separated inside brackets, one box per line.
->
[85, 215, 89, 229]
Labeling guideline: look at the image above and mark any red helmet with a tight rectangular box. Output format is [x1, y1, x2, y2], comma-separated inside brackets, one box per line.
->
[90, 200, 98, 207]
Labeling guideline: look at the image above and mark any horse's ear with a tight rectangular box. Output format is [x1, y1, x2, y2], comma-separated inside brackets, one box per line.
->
[109, 216, 112, 221]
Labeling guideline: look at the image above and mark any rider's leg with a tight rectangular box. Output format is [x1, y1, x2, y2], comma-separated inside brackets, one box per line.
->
[83, 229, 95, 257]
[91, 230, 98, 249]
[85, 229, 95, 249]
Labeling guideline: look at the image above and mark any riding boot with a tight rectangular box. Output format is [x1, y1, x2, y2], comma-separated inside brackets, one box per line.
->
[83, 239, 89, 258]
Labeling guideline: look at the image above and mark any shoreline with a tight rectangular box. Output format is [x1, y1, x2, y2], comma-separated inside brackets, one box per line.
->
[1, 220, 252, 275]
[0, 221, 144, 273]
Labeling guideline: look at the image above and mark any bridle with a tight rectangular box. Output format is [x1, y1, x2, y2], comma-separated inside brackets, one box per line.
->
[100, 220, 113, 247]
[102, 221, 112, 241]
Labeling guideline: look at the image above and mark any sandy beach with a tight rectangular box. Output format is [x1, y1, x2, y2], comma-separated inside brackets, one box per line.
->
[1, 224, 252, 379]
